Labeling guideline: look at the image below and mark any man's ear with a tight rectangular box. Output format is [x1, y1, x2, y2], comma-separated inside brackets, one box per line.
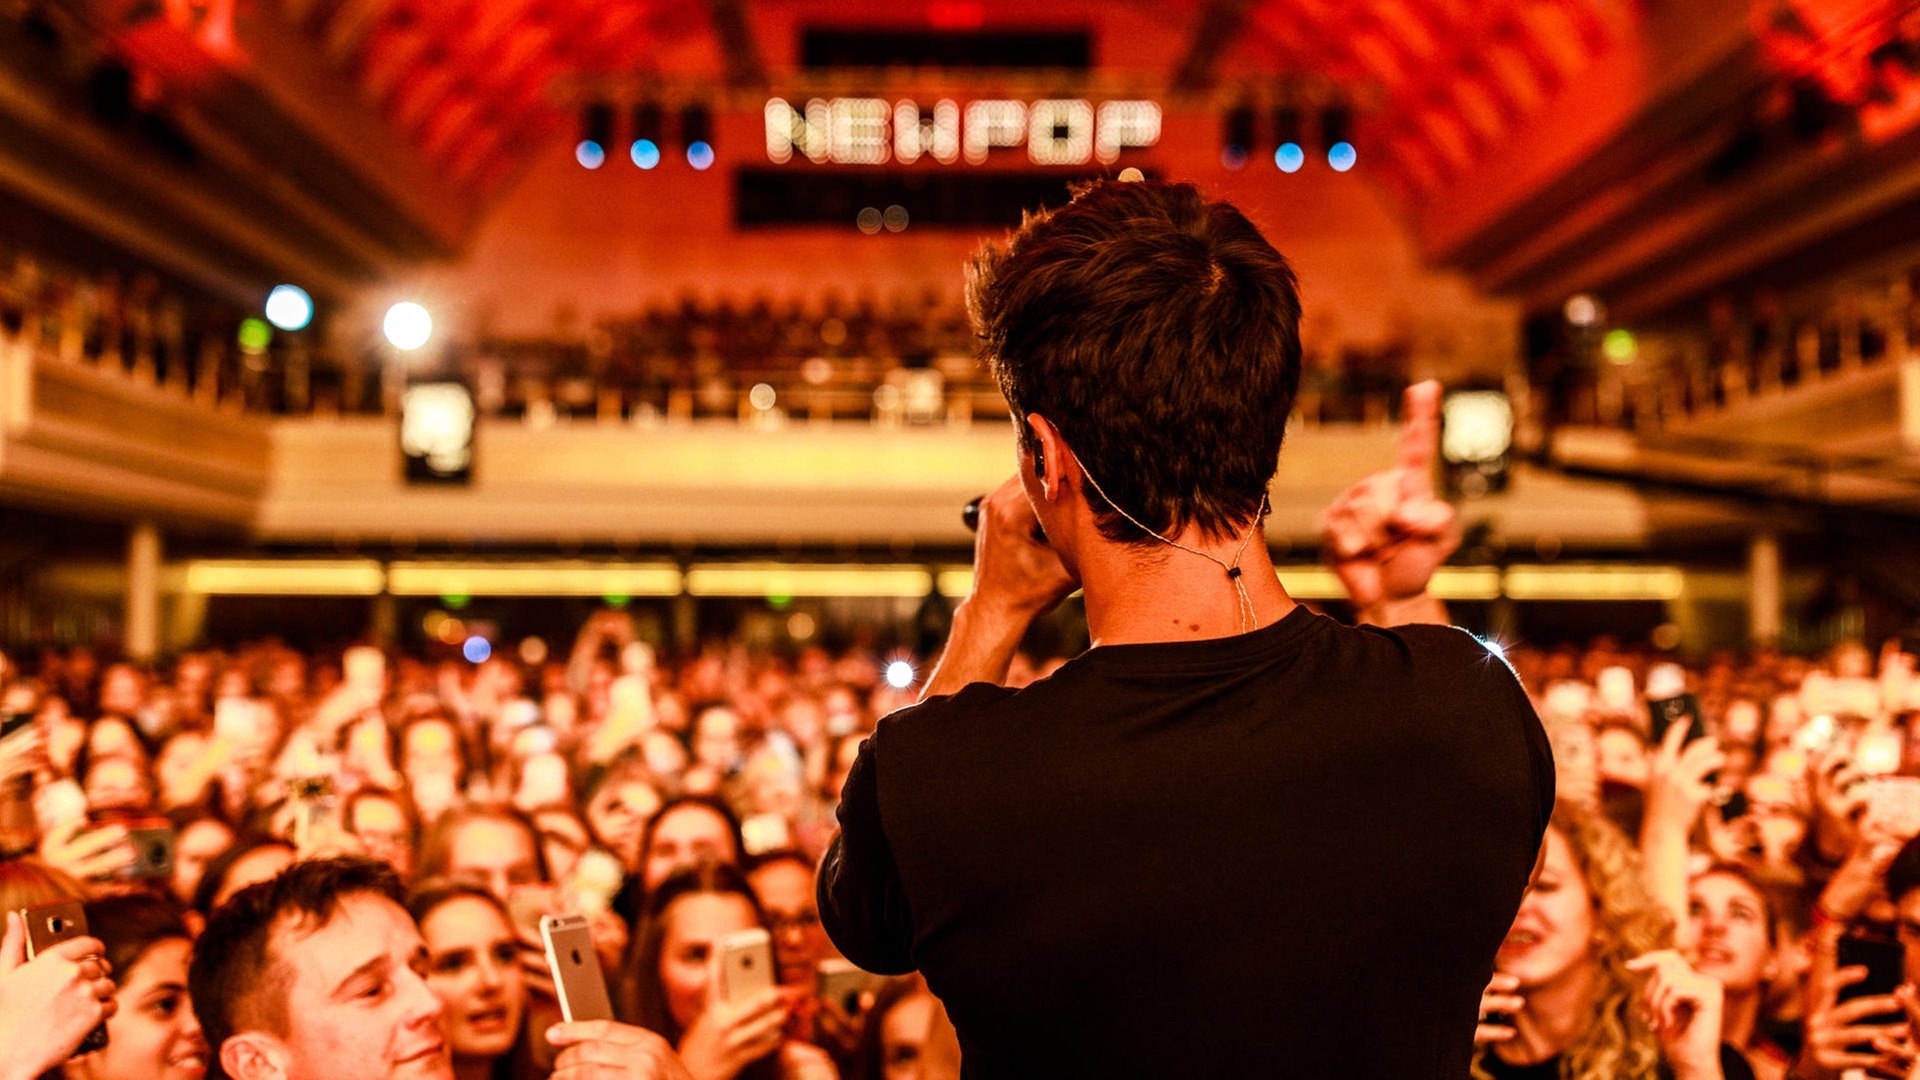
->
[1025, 413, 1069, 498]
[221, 1033, 290, 1080]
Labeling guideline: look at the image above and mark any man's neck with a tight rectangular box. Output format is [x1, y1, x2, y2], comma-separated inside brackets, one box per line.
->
[1078, 534, 1295, 647]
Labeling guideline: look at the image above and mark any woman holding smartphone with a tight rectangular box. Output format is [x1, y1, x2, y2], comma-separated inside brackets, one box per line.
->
[625, 862, 837, 1080]
[408, 881, 531, 1080]
[65, 893, 209, 1080]
[1474, 803, 1746, 1080]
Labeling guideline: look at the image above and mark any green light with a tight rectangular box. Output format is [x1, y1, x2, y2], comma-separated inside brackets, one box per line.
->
[602, 594, 631, 608]
[237, 318, 273, 352]
[1602, 329, 1637, 363]
[767, 594, 793, 609]
[441, 594, 471, 609]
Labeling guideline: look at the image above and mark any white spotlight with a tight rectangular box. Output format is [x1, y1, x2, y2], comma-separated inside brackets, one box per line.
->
[265, 285, 313, 331]
[384, 302, 433, 351]
[884, 660, 915, 689]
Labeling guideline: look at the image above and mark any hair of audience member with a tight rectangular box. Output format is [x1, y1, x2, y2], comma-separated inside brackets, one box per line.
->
[342, 784, 421, 839]
[1471, 802, 1674, 1080]
[0, 855, 86, 915]
[855, 975, 933, 1080]
[415, 803, 552, 883]
[190, 835, 294, 915]
[741, 847, 811, 878]
[640, 794, 745, 870]
[1693, 862, 1780, 947]
[622, 861, 770, 1048]
[965, 178, 1302, 545]
[1885, 836, 1920, 905]
[82, 892, 194, 990]
[187, 856, 406, 1073]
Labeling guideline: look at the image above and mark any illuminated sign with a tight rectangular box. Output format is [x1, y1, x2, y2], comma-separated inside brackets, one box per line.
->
[765, 98, 1160, 166]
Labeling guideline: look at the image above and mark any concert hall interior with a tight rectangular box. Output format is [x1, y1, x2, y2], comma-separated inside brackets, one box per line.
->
[5, 0, 1920, 1076]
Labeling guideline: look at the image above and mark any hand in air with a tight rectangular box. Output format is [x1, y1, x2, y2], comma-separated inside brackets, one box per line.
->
[1318, 380, 1459, 609]
[0, 911, 117, 1080]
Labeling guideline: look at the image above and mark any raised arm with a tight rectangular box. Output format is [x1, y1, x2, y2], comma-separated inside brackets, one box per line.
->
[1318, 380, 1459, 627]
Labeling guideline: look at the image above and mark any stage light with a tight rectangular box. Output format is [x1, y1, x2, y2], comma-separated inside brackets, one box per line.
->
[578, 102, 613, 169]
[1328, 141, 1357, 171]
[237, 318, 272, 352]
[681, 104, 714, 168]
[632, 102, 664, 167]
[384, 302, 433, 351]
[265, 284, 313, 331]
[885, 660, 915, 689]
[462, 635, 492, 663]
[856, 207, 883, 234]
[749, 382, 776, 410]
[1603, 329, 1637, 363]
[1221, 104, 1254, 170]
[1564, 294, 1602, 328]
[1275, 143, 1305, 172]
[883, 204, 909, 232]
[1117, 166, 1145, 182]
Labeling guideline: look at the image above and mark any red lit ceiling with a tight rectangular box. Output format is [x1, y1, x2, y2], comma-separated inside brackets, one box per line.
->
[254, 0, 1638, 199]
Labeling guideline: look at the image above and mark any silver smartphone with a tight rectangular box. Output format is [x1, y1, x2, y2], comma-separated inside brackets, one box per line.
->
[712, 927, 775, 1004]
[540, 913, 614, 1022]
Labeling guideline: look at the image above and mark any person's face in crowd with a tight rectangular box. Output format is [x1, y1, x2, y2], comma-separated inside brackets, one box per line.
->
[532, 810, 592, 882]
[1496, 827, 1595, 991]
[1723, 699, 1762, 746]
[215, 669, 252, 700]
[99, 663, 146, 717]
[643, 804, 738, 891]
[641, 730, 689, 778]
[420, 897, 526, 1064]
[351, 794, 416, 879]
[1684, 871, 1771, 994]
[586, 778, 661, 870]
[513, 752, 571, 811]
[447, 817, 543, 900]
[1593, 727, 1650, 789]
[402, 719, 462, 783]
[74, 936, 208, 1080]
[691, 708, 742, 773]
[267, 656, 306, 701]
[226, 894, 449, 1080]
[659, 892, 762, 1031]
[748, 858, 835, 986]
[172, 817, 235, 905]
[542, 693, 578, 735]
[175, 656, 213, 702]
[90, 716, 145, 763]
[1547, 723, 1599, 811]
[87, 754, 153, 812]
[880, 989, 936, 1080]
[779, 698, 826, 749]
[156, 731, 210, 807]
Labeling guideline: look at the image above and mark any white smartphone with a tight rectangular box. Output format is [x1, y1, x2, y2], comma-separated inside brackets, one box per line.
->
[540, 913, 614, 1022]
[712, 927, 775, 1004]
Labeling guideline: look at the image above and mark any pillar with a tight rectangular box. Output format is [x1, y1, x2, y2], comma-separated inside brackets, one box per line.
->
[1749, 533, 1782, 648]
[125, 521, 161, 661]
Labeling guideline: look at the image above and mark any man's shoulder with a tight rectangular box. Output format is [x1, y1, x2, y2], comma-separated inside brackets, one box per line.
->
[878, 680, 1024, 738]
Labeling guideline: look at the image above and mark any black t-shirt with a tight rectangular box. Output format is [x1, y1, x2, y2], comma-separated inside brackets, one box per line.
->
[820, 607, 1554, 1078]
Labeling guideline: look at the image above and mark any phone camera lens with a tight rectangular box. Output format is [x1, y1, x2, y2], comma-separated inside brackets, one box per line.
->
[48, 917, 66, 933]
[571, 949, 583, 965]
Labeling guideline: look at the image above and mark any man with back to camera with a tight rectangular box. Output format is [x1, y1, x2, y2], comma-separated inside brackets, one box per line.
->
[817, 179, 1555, 1077]
[188, 856, 691, 1080]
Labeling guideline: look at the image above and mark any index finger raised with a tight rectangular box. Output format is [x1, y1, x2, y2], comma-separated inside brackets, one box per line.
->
[1394, 381, 1442, 489]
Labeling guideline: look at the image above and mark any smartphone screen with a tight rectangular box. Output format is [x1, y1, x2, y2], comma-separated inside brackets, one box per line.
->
[713, 927, 775, 1005]
[1837, 934, 1905, 1006]
[1647, 693, 1707, 747]
[540, 914, 614, 1023]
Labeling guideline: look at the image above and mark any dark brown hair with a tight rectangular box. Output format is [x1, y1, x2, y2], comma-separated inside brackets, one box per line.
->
[967, 179, 1302, 544]
[187, 856, 406, 1072]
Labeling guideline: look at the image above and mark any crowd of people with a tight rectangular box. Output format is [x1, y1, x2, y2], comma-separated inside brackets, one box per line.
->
[3, 607, 1920, 1077]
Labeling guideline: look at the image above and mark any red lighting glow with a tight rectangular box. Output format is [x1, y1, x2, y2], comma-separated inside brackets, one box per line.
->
[927, 1, 985, 31]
